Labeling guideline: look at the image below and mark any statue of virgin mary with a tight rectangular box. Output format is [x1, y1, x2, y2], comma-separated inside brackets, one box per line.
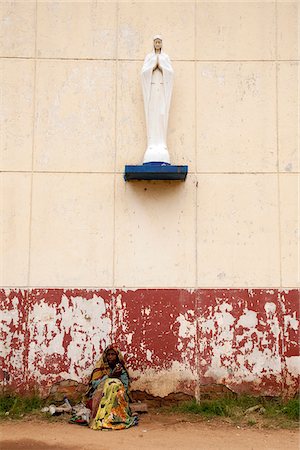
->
[141, 36, 174, 164]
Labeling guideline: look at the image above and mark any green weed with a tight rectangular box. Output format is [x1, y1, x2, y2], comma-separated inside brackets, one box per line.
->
[282, 398, 300, 421]
[247, 419, 256, 426]
[173, 399, 230, 417]
[169, 395, 300, 425]
[0, 394, 44, 418]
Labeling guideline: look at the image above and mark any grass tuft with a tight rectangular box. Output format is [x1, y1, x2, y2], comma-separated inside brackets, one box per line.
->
[169, 395, 300, 425]
[282, 398, 300, 421]
[0, 393, 298, 427]
[173, 399, 230, 417]
[0, 394, 44, 418]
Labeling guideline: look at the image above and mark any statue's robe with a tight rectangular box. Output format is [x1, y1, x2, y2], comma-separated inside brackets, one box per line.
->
[141, 51, 174, 164]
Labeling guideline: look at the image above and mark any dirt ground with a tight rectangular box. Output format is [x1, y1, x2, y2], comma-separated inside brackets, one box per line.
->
[0, 414, 299, 450]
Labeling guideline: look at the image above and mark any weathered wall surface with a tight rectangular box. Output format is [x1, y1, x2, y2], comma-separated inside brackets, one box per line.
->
[1, 2, 299, 397]
[1, 289, 299, 398]
[1, 1, 299, 289]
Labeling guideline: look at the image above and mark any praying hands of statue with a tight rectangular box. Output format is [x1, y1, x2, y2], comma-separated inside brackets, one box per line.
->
[152, 37, 163, 73]
[153, 54, 162, 73]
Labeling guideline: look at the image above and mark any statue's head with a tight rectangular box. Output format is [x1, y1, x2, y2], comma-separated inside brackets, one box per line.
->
[153, 35, 162, 53]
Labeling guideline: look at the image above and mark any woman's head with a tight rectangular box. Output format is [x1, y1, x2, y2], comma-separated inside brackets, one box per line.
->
[106, 348, 118, 366]
[91, 345, 129, 383]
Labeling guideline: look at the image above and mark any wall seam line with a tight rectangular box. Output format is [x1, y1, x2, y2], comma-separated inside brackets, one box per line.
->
[297, 3, 300, 287]
[111, 1, 119, 344]
[2, 56, 298, 63]
[194, 0, 201, 403]
[26, 0, 38, 291]
[2, 286, 299, 290]
[24, 0, 38, 388]
[275, 2, 283, 291]
[275, 0, 285, 397]
[194, 0, 198, 291]
[3, 171, 300, 175]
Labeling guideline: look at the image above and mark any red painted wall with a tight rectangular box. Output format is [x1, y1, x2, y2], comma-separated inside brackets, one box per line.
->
[1, 289, 299, 398]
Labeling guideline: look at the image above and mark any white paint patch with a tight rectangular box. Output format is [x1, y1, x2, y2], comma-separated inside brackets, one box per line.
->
[244, 340, 253, 352]
[144, 307, 151, 316]
[219, 302, 233, 313]
[285, 356, 300, 376]
[27, 293, 111, 383]
[201, 318, 215, 333]
[130, 361, 197, 398]
[176, 312, 196, 339]
[126, 333, 133, 345]
[284, 314, 299, 331]
[1, 298, 25, 361]
[205, 350, 228, 381]
[175, 312, 196, 365]
[187, 340, 195, 349]
[237, 310, 258, 329]
[264, 302, 276, 316]
[200, 299, 283, 386]
[115, 294, 122, 310]
[146, 350, 153, 362]
[246, 347, 281, 375]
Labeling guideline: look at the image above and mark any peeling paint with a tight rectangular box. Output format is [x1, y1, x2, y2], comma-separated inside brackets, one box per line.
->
[1, 289, 299, 398]
[285, 356, 299, 377]
[237, 309, 258, 329]
[130, 361, 196, 398]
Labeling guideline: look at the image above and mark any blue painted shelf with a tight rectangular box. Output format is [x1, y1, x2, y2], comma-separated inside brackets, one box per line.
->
[124, 162, 188, 181]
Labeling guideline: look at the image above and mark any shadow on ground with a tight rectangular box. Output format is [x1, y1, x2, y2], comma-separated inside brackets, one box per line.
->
[0, 440, 80, 450]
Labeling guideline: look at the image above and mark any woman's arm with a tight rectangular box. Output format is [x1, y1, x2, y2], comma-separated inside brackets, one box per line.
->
[120, 368, 129, 391]
[109, 364, 129, 390]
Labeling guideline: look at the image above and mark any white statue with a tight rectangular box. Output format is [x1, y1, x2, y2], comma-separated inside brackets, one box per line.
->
[141, 36, 174, 164]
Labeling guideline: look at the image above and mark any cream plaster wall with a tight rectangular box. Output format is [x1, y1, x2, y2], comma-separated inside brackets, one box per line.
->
[1, 1, 299, 288]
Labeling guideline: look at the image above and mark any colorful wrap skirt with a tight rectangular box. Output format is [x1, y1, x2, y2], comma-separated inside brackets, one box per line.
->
[90, 378, 138, 430]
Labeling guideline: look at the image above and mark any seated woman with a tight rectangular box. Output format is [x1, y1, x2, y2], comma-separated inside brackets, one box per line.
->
[82, 345, 138, 430]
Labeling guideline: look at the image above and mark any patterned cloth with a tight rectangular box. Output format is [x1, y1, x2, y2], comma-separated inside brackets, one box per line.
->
[82, 345, 138, 430]
[90, 378, 138, 430]
[85, 345, 130, 402]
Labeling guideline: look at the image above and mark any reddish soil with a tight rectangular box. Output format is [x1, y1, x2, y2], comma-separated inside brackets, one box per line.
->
[0, 414, 299, 450]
